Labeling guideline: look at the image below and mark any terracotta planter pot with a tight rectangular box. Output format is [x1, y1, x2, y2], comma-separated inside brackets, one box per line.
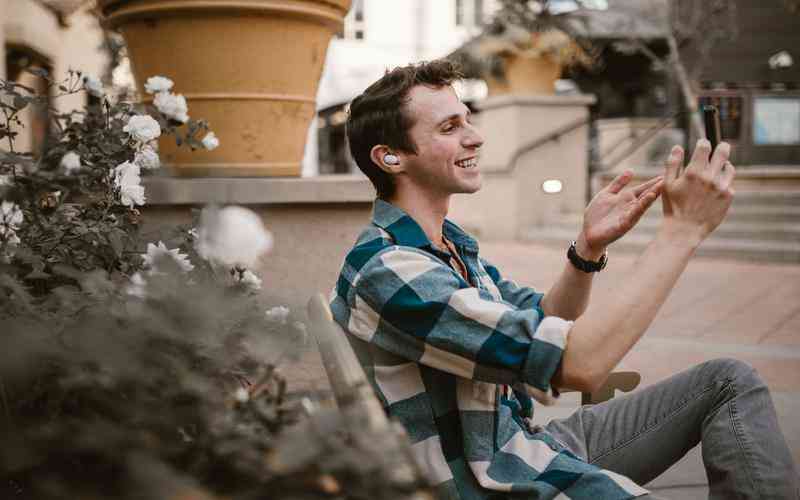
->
[486, 54, 562, 96]
[99, 0, 351, 177]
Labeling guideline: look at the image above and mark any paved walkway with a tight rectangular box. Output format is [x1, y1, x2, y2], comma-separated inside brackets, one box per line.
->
[287, 241, 800, 498]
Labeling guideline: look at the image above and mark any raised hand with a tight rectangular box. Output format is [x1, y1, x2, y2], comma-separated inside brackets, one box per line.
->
[661, 140, 735, 242]
[580, 170, 664, 254]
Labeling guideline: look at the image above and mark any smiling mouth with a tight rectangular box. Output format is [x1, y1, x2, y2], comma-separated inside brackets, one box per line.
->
[455, 157, 478, 169]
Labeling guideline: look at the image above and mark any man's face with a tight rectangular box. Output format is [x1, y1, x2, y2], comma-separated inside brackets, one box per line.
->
[398, 85, 484, 197]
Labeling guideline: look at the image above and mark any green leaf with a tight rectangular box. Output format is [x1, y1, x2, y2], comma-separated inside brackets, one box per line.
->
[28, 68, 49, 79]
[13, 96, 29, 110]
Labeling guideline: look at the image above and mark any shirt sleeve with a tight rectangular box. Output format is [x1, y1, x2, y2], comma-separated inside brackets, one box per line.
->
[479, 257, 545, 315]
[346, 246, 571, 404]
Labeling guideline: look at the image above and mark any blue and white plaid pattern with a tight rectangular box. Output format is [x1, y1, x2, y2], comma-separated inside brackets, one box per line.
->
[331, 200, 649, 499]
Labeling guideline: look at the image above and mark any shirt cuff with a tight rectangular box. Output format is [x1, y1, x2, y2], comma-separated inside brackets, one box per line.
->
[518, 316, 572, 406]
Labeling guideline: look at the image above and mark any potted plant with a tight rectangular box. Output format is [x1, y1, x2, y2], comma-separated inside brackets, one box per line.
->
[0, 70, 428, 499]
[451, 0, 597, 96]
[97, 0, 352, 177]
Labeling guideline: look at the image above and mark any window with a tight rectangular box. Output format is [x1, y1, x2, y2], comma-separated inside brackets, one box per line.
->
[342, 0, 365, 40]
[354, 0, 364, 21]
[455, 0, 485, 28]
[5, 46, 53, 155]
[753, 97, 800, 145]
[474, 0, 484, 26]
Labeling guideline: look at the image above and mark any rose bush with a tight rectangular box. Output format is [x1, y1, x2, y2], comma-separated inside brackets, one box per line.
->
[0, 70, 427, 499]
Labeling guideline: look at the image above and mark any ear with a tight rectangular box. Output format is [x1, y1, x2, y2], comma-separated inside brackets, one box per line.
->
[370, 145, 405, 174]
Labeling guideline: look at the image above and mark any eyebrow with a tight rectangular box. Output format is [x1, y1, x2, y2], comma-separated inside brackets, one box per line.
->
[437, 109, 471, 127]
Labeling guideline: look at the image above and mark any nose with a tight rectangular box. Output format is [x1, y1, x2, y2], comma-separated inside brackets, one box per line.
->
[463, 122, 484, 150]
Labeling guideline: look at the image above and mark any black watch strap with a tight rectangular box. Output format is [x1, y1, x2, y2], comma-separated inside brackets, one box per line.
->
[567, 240, 607, 273]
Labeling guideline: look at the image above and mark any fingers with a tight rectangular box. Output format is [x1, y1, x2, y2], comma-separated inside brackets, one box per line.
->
[686, 139, 712, 174]
[708, 142, 731, 179]
[606, 170, 633, 194]
[637, 178, 663, 208]
[623, 180, 661, 227]
[718, 161, 736, 191]
[632, 175, 664, 197]
[664, 145, 683, 182]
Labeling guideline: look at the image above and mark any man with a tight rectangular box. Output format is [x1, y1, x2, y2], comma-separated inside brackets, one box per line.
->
[330, 60, 798, 499]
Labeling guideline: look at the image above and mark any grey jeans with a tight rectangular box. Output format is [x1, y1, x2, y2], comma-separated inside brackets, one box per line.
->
[544, 358, 799, 499]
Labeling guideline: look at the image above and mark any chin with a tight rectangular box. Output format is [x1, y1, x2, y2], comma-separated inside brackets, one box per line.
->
[458, 180, 482, 194]
[467, 173, 483, 192]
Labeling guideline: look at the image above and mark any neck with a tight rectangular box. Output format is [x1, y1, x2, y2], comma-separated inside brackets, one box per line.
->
[386, 188, 450, 246]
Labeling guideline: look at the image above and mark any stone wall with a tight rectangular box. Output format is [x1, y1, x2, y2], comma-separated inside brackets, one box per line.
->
[141, 175, 374, 316]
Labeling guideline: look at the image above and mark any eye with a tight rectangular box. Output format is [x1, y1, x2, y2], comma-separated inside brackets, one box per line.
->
[442, 123, 458, 133]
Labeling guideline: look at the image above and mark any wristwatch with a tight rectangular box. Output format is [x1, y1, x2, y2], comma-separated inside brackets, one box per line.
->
[567, 240, 607, 273]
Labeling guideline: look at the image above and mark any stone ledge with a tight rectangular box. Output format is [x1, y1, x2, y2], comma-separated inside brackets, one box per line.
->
[143, 174, 375, 205]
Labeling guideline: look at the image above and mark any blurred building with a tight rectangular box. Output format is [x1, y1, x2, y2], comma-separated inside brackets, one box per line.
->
[1, 0, 108, 154]
[689, 2, 800, 166]
[311, 0, 501, 175]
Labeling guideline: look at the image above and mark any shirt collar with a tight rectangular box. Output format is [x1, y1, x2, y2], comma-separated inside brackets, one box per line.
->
[371, 199, 479, 253]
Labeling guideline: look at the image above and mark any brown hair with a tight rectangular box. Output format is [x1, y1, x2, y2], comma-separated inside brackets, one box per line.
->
[346, 59, 463, 199]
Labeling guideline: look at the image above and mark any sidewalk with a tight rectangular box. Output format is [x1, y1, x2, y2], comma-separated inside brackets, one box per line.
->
[482, 241, 800, 498]
[287, 241, 800, 498]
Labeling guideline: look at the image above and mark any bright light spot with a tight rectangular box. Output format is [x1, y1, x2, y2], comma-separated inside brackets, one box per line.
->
[542, 179, 563, 194]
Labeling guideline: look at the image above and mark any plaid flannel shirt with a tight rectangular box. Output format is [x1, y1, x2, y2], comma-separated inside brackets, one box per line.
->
[331, 200, 649, 499]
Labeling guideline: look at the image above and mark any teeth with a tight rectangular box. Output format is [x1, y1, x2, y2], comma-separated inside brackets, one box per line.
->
[456, 158, 477, 168]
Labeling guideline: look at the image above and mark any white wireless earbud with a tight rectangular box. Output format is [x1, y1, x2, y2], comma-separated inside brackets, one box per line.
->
[384, 154, 399, 166]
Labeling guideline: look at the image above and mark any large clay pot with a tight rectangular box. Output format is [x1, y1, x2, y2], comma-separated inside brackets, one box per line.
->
[486, 54, 562, 96]
[99, 0, 351, 177]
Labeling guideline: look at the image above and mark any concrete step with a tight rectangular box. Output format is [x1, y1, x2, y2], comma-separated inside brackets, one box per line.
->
[524, 227, 800, 263]
[639, 204, 800, 224]
[545, 215, 800, 242]
[731, 190, 800, 207]
[595, 166, 800, 192]
[535, 181, 800, 262]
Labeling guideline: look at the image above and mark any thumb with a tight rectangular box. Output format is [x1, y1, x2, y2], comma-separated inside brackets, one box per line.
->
[606, 170, 633, 194]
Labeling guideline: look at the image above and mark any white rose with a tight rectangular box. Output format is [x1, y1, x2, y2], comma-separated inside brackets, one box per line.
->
[265, 306, 290, 325]
[0, 200, 22, 261]
[119, 180, 145, 208]
[201, 131, 220, 151]
[234, 387, 250, 403]
[126, 272, 147, 298]
[144, 76, 174, 94]
[196, 205, 273, 268]
[0, 201, 23, 233]
[142, 241, 194, 273]
[60, 151, 81, 174]
[113, 161, 146, 207]
[82, 75, 104, 98]
[237, 269, 262, 291]
[134, 146, 160, 170]
[123, 115, 161, 143]
[153, 91, 189, 123]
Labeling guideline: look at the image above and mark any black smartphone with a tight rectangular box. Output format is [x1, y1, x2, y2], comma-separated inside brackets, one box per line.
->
[703, 105, 721, 153]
